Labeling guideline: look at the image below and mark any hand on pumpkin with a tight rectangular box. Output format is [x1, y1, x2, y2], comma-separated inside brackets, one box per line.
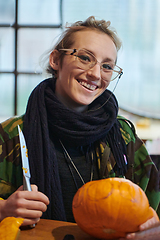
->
[119, 207, 160, 240]
[0, 185, 49, 226]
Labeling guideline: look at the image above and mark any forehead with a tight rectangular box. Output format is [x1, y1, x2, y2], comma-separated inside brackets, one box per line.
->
[71, 30, 117, 61]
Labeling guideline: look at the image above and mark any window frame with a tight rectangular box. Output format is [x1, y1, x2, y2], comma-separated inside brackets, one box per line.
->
[0, 0, 63, 115]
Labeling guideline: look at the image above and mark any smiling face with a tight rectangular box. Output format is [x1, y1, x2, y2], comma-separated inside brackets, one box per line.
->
[49, 29, 117, 112]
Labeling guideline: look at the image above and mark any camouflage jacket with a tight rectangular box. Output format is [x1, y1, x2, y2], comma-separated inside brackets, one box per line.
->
[0, 115, 160, 216]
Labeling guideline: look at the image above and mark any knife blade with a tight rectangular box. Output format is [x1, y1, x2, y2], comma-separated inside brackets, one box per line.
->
[18, 125, 32, 191]
[18, 125, 35, 228]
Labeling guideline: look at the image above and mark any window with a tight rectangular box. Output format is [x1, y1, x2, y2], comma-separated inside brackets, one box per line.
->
[0, 0, 62, 119]
[1, 0, 160, 120]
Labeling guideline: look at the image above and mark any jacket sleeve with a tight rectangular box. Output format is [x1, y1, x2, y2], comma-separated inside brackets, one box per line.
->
[118, 116, 160, 214]
[0, 116, 24, 199]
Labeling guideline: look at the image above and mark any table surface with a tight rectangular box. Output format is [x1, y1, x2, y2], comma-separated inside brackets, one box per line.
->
[18, 219, 96, 240]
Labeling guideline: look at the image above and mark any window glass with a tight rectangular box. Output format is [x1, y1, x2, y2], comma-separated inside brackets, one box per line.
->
[0, 74, 14, 118]
[17, 74, 43, 115]
[17, 28, 62, 72]
[18, 0, 61, 25]
[0, 0, 15, 24]
[0, 28, 14, 71]
[63, 0, 160, 118]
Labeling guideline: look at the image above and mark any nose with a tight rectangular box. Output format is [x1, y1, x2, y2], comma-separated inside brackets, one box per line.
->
[86, 63, 101, 80]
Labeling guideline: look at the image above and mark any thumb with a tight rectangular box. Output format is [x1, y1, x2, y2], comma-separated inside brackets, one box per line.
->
[16, 185, 24, 191]
[31, 184, 38, 191]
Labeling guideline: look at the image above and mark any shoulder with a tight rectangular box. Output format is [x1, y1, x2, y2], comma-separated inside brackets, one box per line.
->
[117, 115, 137, 145]
[0, 115, 24, 143]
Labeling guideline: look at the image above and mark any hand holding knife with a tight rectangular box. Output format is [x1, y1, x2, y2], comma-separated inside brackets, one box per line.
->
[18, 125, 35, 228]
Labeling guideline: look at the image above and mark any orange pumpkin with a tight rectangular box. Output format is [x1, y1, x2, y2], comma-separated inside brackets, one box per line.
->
[0, 217, 24, 240]
[72, 177, 158, 239]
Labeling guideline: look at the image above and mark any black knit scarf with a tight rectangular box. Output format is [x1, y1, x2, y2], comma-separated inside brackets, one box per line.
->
[23, 77, 128, 220]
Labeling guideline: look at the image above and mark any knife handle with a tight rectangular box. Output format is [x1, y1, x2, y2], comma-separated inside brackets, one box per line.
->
[23, 176, 35, 228]
[23, 176, 32, 191]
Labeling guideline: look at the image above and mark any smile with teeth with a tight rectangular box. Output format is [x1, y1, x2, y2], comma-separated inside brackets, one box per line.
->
[77, 80, 98, 91]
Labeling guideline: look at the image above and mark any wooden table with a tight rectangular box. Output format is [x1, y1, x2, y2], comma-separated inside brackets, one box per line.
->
[18, 219, 96, 240]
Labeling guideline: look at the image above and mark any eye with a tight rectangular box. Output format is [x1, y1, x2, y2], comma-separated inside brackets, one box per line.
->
[77, 54, 91, 63]
[102, 63, 113, 71]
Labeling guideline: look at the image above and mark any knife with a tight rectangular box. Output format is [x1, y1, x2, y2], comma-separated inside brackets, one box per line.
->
[18, 125, 32, 191]
[18, 125, 35, 228]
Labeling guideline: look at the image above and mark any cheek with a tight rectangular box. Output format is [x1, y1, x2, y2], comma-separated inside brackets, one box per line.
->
[102, 80, 110, 90]
[58, 66, 70, 81]
[60, 62, 77, 81]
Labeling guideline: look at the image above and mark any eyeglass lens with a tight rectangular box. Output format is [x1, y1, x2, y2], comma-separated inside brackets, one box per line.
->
[75, 49, 120, 81]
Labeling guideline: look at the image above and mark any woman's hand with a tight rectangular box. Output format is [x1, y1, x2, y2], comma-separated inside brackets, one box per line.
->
[119, 208, 160, 240]
[0, 185, 50, 226]
[122, 222, 160, 240]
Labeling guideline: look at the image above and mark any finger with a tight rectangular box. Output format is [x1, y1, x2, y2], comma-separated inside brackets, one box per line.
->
[125, 233, 136, 239]
[15, 190, 49, 205]
[21, 217, 40, 226]
[119, 233, 136, 239]
[16, 185, 24, 191]
[126, 224, 160, 240]
[31, 184, 38, 191]
[15, 207, 44, 219]
[139, 217, 157, 231]
[133, 226, 160, 240]
[15, 198, 48, 213]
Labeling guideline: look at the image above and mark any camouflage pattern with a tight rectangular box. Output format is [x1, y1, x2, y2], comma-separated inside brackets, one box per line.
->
[0, 116, 24, 198]
[0, 115, 160, 216]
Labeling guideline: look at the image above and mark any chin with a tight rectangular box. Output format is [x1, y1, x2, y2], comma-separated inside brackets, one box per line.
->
[76, 98, 94, 106]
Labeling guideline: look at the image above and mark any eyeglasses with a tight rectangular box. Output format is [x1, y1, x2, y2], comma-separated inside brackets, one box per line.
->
[58, 48, 123, 82]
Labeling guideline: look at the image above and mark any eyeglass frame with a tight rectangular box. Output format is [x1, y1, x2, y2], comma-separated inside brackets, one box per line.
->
[58, 48, 123, 81]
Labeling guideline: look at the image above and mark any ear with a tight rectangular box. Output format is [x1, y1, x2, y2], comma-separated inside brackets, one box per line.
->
[49, 50, 60, 70]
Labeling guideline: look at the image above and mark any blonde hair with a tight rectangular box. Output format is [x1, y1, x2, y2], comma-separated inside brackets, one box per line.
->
[46, 16, 122, 76]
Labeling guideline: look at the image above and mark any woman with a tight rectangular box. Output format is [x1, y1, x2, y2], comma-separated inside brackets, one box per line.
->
[0, 16, 159, 239]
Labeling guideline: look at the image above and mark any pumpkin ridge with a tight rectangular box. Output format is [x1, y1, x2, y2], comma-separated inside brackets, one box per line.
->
[86, 181, 114, 201]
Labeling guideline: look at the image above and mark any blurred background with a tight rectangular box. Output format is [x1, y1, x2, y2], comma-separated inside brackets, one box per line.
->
[0, 0, 160, 147]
